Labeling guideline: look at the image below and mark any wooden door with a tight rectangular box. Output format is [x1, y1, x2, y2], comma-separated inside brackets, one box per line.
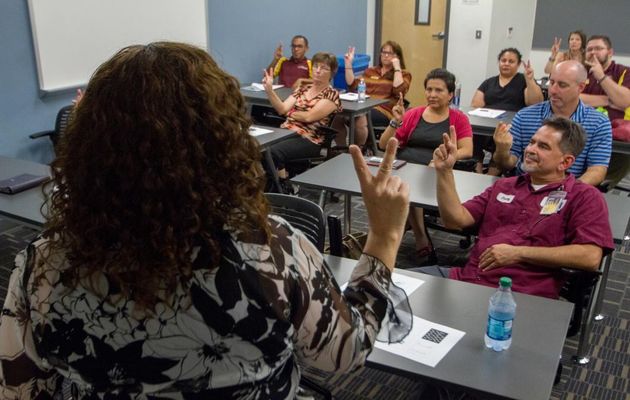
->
[380, 0, 448, 106]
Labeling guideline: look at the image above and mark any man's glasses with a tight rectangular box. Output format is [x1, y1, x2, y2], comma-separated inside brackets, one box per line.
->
[291, 44, 305, 49]
[586, 46, 607, 52]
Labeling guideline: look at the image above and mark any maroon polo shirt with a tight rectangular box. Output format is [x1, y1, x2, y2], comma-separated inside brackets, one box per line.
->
[274, 57, 311, 87]
[449, 174, 614, 299]
[583, 61, 630, 121]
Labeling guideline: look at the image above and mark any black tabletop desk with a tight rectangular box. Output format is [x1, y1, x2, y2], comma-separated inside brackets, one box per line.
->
[0, 156, 49, 226]
[291, 154, 497, 233]
[324, 254, 573, 400]
[240, 87, 389, 154]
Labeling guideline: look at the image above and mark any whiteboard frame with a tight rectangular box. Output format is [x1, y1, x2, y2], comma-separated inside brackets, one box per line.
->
[27, 0, 209, 95]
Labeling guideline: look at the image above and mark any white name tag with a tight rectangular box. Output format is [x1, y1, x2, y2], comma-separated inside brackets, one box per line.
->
[496, 193, 515, 203]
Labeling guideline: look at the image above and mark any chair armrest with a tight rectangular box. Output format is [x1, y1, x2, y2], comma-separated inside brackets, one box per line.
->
[453, 158, 477, 172]
[327, 214, 343, 257]
[29, 130, 54, 139]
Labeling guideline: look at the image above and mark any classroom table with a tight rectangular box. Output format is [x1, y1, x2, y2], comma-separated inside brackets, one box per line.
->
[460, 105, 630, 155]
[0, 156, 50, 226]
[324, 254, 573, 400]
[460, 105, 515, 135]
[252, 126, 297, 193]
[291, 153, 497, 233]
[240, 86, 389, 154]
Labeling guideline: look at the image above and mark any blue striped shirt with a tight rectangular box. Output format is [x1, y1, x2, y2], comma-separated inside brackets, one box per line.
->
[510, 100, 612, 176]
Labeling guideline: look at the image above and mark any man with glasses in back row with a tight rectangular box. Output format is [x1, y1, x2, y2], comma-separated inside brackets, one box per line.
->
[267, 35, 312, 88]
[580, 35, 630, 187]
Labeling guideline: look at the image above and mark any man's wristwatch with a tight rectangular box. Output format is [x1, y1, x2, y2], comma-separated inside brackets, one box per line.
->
[389, 119, 402, 128]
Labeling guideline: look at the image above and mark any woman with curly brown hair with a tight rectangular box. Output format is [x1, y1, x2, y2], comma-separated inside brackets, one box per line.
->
[0, 42, 411, 399]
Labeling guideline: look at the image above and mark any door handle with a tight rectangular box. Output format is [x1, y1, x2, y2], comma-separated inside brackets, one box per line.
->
[432, 31, 446, 40]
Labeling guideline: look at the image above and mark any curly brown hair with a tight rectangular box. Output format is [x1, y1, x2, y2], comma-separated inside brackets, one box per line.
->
[43, 42, 270, 309]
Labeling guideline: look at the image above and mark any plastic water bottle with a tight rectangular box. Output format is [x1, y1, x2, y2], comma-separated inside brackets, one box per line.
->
[357, 78, 366, 103]
[484, 277, 516, 352]
[452, 82, 461, 109]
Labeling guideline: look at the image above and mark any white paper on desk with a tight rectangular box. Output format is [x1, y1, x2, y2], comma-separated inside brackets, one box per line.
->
[340, 272, 424, 306]
[245, 82, 283, 91]
[375, 316, 465, 367]
[468, 108, 506, 118]
[248, 126, 274, 136]
[339, 92, 370, 101]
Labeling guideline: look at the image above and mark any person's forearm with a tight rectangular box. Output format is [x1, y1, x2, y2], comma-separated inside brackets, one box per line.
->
[345, 65, 355, 86]
[543, 59, 554, 75]
[392, 69, 404, 87]
[578, 166, 607, 186]
[378, 126, 397, 149]
[492, 149, 517, 170]
[580, 93, 609, 108]
[598, 76, 630, 110]
[267, 58, 279, 73]
[436, 169, 473, 229]
[513, 244, 602, 271]
[266, 89, 290, 115]
[524, 79, 544, 105]
[363, 231, 403, 270]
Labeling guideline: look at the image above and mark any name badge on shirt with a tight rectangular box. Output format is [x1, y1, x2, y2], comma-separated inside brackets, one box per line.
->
[540, 191, 567, 215]
[496, 193, 515, 203]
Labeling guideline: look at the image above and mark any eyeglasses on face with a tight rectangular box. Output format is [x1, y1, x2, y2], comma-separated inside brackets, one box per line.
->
[313, 64, 331, 72]
[380, 50, 395, 56]
[291, 44, 305, 49]
[586, 46, 607, 52]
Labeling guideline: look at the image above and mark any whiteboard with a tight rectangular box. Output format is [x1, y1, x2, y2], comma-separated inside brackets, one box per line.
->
[28, 0, 209, 94]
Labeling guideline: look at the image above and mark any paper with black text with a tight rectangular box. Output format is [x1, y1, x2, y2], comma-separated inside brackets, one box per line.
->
[374, 316, 465, 367]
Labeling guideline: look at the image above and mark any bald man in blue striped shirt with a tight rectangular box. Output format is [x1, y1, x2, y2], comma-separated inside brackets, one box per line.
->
[493, 60, 612, 186]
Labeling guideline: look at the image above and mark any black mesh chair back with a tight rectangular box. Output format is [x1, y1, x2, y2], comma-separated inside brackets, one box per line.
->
[265, 193, 326, 251]
[29, 105, 74, 153]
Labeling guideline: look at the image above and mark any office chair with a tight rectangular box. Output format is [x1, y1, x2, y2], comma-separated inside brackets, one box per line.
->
[265, 193, 333, 399]
[29, 105, 74, 153]
[265, 193, 326, 251]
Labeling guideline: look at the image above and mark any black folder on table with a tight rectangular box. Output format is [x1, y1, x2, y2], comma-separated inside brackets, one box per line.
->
[0, 174, 50, 194]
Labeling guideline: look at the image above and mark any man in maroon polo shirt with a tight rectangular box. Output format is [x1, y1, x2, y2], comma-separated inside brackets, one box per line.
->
[432, 118, 614, 298]
[267, 35, 312, 88]
[580, 34, 630, 187]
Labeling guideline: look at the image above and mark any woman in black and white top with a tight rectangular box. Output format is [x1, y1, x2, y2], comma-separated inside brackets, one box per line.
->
[0, 42, 411, 400]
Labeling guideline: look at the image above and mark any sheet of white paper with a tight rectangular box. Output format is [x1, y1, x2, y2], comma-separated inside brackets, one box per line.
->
[248, 126, 274, 136]
[243, 82, 283, 91]
[339, 92, 370, 101]
[467, 108, 506, 118]
[375, 316, 465, 367]
[340, 272, 424, 306]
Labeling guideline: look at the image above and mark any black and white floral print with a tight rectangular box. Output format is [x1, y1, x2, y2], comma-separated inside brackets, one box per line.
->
[0, 216, 394, 399]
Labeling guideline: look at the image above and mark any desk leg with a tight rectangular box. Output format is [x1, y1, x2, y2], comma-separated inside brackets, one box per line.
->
[593, 253, 613, 321]
[366, 115, 378, 155]
[263, 148, 283, 193]
[348, 114, 356, 146]
[344, 193, 352, 235]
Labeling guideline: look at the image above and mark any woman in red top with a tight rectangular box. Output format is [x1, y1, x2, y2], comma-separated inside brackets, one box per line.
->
[335, 41, 412, 146]
[380, 68, 473, 259]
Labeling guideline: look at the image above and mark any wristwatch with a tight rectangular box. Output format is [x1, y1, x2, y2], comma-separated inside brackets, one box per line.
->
[389, 119, 402, 128]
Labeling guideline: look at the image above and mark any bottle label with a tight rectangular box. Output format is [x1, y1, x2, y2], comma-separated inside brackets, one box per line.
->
[487, 316, 513, 340]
